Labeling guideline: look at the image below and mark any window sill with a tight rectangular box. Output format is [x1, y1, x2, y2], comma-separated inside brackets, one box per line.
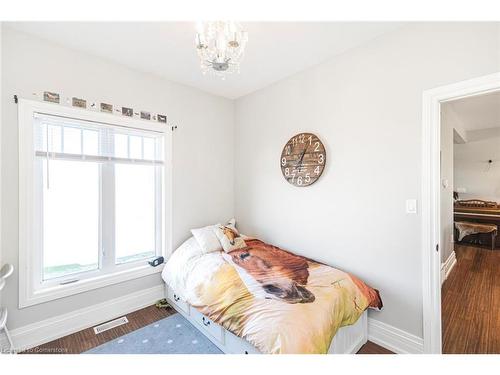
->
[19, 263, 164, 309]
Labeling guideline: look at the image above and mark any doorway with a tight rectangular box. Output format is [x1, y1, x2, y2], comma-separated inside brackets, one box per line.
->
[440, 91, 500, 353]
[422, 72, 500, 354]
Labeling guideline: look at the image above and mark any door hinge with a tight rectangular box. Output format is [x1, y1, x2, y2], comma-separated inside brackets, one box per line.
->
[436, 244, 439, 252]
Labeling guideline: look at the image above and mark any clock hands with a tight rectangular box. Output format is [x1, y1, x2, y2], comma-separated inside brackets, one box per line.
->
[296, 146, 308, 168]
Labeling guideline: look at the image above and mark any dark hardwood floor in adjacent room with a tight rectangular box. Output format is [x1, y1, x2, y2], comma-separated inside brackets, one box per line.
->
[23, 304, 392, 354]
[441, 244, 500, 354]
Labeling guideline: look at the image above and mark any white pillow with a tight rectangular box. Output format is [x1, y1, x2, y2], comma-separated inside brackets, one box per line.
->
[191, 224, 222, 254]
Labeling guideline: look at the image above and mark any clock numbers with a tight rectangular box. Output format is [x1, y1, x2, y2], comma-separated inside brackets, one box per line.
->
[281, 132, 325, 187]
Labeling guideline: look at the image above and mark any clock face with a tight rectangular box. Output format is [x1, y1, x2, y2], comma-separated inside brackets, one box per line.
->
[280, 133, 326, 187]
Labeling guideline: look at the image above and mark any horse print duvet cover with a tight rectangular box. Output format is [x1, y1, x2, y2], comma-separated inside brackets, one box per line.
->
[162, 237, 382, 354]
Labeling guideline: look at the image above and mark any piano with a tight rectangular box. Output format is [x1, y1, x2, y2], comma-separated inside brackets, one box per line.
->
[454, 200, 500, 248]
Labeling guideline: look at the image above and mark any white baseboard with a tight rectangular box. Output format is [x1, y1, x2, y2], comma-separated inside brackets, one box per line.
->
[441, 250, 457, 285]
[368, 318, 424, 354]
[1, 284, 165, 352]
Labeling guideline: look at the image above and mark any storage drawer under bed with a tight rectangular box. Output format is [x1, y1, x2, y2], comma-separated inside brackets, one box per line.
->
[190, 307, 224, 344]
[167, 288, 190, 315]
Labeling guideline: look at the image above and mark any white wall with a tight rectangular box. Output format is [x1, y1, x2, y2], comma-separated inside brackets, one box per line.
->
[454, 132, 500, 202]
[234, 23, 500, 338]
[0, 22, 3, 308]
[440, 105, 461, 263]
[1, 27, 234, 329]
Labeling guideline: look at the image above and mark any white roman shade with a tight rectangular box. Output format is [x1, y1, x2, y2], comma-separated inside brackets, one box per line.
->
[34, 112, 165, 165]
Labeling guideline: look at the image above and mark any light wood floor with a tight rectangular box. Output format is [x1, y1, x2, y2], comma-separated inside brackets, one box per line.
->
[441, 244, 500, 354]
[24, 304, 392, 354]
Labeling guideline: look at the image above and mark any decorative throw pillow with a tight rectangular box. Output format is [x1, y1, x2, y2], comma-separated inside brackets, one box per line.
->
[225, 218, 239, 234]
[191, 224, 223, 254]
[214, 224, 246, 253]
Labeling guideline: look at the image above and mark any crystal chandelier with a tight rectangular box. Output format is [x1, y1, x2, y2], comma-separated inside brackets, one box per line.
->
[195, 21, 248, 79]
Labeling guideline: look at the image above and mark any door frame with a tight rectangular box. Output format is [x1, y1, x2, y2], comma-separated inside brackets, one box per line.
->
[421, 72, 500, 354]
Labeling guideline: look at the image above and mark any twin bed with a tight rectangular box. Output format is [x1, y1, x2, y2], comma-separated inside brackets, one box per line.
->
[161, 227, 382, 354]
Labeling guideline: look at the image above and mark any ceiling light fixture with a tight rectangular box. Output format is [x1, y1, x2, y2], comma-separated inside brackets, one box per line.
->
[195, 21, 248, 79]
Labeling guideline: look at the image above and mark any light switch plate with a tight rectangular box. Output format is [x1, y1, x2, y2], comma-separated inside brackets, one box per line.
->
[406, 199, 417, 214]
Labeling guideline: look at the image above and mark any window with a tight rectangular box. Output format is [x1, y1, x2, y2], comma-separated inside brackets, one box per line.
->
[41, 159, 100, 280]
[19, 100, 170, 307]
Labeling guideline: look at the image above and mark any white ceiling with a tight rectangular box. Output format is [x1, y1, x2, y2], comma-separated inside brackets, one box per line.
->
[447, 91, 500, 131]
[7, 22, 404, 99]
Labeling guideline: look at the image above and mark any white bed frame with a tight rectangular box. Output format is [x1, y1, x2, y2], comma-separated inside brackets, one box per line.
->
[164, 284, 367, 354]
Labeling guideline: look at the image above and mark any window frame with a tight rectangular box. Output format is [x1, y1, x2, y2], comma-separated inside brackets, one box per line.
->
[18, 99, 172, 308]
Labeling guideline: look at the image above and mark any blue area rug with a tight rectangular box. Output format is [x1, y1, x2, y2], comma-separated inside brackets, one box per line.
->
[85, 313, 223, 354]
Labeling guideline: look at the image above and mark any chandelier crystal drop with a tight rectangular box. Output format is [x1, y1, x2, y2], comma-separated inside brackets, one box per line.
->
[195, 21, 248, 79]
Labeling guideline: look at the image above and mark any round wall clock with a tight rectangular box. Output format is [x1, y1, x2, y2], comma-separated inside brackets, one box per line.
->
[280, 132, 326, 187]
